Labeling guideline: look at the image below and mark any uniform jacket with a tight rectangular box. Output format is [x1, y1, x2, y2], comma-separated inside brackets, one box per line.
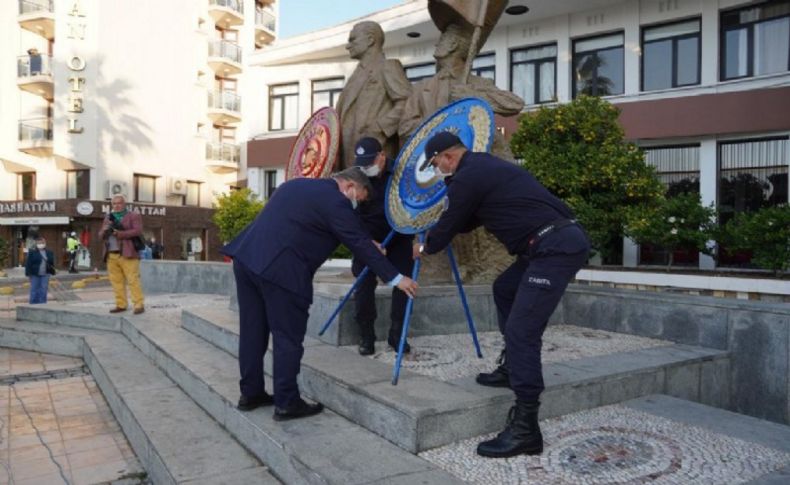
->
[336, 54, 411, 168]
[98, 210, 143, 260]
[24, 248, 55, 277]
[424, 151, 576, 256]
[222, 178, 400, 303]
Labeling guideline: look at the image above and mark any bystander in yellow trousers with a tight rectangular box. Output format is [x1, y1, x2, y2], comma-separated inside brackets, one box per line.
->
[107, 253, 144, 310]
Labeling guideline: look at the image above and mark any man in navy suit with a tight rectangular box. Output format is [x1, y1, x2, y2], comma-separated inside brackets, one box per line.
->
[223, 167, 418, 421]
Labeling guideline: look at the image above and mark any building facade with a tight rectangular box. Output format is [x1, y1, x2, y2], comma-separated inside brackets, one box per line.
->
[244, 0, 790, 269]
[0, 0, 278, 268]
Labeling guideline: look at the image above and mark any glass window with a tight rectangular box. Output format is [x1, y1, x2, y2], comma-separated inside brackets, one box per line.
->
[66, 169, 90, 199]
[18, 172, 35, 200]
[472, 53, 496, 81]
[311, 78, 344, 111]
[265, 170, 277, 199]
[185, 181, 200, 207]
[642, 19, 700, 91]
[573, 32, 624, 97]
[511, 44, 557, 105]
[134, 174, 156, 203]
[721, 1, 790, 80]
[405, 62, 436, 83]
[269, 83, 298, 131]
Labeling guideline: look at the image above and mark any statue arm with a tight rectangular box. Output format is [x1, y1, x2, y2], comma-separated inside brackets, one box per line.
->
[451, 77, 524, 116]
[377, 60, 412, 138]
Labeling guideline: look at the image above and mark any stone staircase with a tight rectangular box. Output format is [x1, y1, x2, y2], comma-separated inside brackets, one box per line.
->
[2, 297, 789, 484]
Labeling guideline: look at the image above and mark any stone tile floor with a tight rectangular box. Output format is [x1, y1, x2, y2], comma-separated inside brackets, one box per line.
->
[0, 348, 145, 485]
[420, 404, 790, 484]
[346, 326, 668, 381]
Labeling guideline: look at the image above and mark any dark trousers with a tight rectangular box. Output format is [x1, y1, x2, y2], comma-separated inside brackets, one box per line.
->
[492, 225, 589, 402]
[233, 260, 310, 408]
[352, 238, 414, 341]
[68, 251, 78, 272]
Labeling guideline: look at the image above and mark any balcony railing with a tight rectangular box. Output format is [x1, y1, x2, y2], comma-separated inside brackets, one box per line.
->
[209, 40, 242, 64]
[19, 0, 53, 15]
[208, 90, 241, 112]
[18, 117, 53, 143]
[17, 54, 52, 77]
[255, 7, 276, 32]
[209, 0, 243, 14]
[205, 142, 240, 164]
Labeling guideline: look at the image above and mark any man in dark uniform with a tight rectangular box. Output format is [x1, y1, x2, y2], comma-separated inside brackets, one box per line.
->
[223, 168, 418, 421]
[413, 132, 589, 458]
[351, 137, 415, 355]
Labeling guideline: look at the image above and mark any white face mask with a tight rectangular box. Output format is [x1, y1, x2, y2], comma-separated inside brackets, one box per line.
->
[361, 164, 381, 177]
[345, 187, 358, 210]
[36, 243, 46, 249]
[433, 166, 453, 179]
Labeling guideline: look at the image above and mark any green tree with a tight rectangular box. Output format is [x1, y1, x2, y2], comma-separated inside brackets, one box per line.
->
[212, 188, 265, 243]
[511, 95, 663, 263]
[624, 193, 716, 269]
[719, 205, 790, 276]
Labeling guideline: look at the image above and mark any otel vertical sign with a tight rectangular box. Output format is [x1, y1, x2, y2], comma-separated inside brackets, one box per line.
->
[67, 1, 86, 134]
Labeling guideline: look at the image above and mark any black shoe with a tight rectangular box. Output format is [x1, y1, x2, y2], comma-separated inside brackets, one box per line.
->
[273, 398, 324, 421]
[476, 348, 510, 388]
[237, 392, 274, 411]
[358, 338, 375, 356]
[477, 400, 543, 458]
[388, 336, 411, 354]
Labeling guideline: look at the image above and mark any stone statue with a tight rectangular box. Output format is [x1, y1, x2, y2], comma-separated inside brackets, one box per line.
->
[398, 21, 525, 283]
[335, 21, 412, 170]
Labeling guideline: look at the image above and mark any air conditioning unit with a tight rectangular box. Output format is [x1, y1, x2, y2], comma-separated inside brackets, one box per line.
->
[168, 177, 188, 195]
[105, 180, 128, 199]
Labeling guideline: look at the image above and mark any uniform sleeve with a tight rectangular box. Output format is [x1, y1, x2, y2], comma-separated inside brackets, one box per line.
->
[379, 60, 412, 138]
[325, 197, 399, 282]
[424, 177, 483, 254]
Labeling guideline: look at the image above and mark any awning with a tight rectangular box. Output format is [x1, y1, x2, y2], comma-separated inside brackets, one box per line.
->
[0, 157, 36, 173]
[54, 154, 91, 170]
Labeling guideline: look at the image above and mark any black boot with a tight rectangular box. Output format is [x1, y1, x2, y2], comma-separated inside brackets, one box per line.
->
[357, 322, 376, 356]
[388, 322, 410, 354]
[476, 348, 510, 388]
[477, 400, 543, 458]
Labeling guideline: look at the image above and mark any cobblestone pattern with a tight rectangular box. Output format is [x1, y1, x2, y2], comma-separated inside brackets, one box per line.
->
[346, 326, 667, 381]
[420, 405, 790, 484]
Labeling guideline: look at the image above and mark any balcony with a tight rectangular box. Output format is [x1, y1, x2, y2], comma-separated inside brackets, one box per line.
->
[18, 118, 53, 157]
[208, 0, 243, 28]
[207, 90, 241, 125]
[18, 0, 55, 40]
[208, 40, 242, 76]
[17, 54, 53, 100]
[205, 142, 240, 173]
[255, 7, 276, 47]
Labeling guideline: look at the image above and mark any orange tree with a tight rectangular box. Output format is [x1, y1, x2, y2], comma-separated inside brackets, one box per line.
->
[510, 95, 663, 263]
[212, 188, 265, 243]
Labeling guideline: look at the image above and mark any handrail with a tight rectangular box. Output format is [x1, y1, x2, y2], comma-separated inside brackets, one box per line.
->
[209, 0, 243, 14]
[18, 117, 53, 142]
[209, 40, 242, 64]
[17, 54, 52, 77]
[18, 0, 53, 15]
[205, 142, 240, 163]
[208, 90, 241, 112]
[255, 7, 276, 32]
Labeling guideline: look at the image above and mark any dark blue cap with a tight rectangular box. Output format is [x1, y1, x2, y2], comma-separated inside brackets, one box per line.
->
[353, 137, 382, 166]
[421, 132, 463, 170]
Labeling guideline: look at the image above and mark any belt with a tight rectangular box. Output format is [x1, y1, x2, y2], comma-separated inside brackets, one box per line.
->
[527, 218, 577, 251]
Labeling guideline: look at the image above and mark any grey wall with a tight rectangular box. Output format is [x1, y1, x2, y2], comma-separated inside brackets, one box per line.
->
[140, 260, 235, 296]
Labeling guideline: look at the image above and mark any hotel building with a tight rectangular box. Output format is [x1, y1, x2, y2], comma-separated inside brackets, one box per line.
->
[244, 0, 790, 270]
[0, 0, 278, 268]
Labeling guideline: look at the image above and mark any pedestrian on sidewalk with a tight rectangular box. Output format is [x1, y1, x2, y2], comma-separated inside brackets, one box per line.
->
[25, 236, 55, 304]
[66, 231, 80, 273]
[99, 194, 145, 315]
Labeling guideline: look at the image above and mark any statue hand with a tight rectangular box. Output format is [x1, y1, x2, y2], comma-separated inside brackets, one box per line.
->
[450, 83, 476, 100]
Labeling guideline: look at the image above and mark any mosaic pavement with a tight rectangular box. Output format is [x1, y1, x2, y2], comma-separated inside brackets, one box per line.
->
[346, 326, 668, 381]
[420, 404, 790, 485]
[0, 349, 145, 484]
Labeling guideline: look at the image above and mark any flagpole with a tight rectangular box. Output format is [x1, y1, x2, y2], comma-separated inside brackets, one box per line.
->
[459, 0, 489, 85]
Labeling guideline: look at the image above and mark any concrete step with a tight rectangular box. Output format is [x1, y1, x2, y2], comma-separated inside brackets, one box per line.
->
[182, 306, 731, 453]
[420, 394, 790, 484]
[0, 319, 279, 485]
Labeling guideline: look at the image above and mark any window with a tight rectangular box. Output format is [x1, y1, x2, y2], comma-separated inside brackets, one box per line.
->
[642, 19, 701, 91]
[269, 83, 298, 131]
[472, 52, 496, 81]
[311, 78, 344, 111]
[643, 145, 701, 196]
[134, 174, 156, 203]
[185, 181, 200, 207]
[511, 44, 557, 105]
[721, 0, 790, 80]
[405, 62, 436, 83]
[66, 169, 90, 199]
[18, 172, 35, 201]
[265, 170, 277, 199]
[573, 32, 624, 97]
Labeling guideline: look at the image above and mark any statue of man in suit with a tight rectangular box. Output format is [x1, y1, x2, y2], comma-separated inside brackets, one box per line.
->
[335, 21, 412, 169]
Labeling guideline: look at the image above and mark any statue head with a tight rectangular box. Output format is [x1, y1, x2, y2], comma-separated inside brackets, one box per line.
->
[434, 23, 473, 63]
[346, 21, 384, 60]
